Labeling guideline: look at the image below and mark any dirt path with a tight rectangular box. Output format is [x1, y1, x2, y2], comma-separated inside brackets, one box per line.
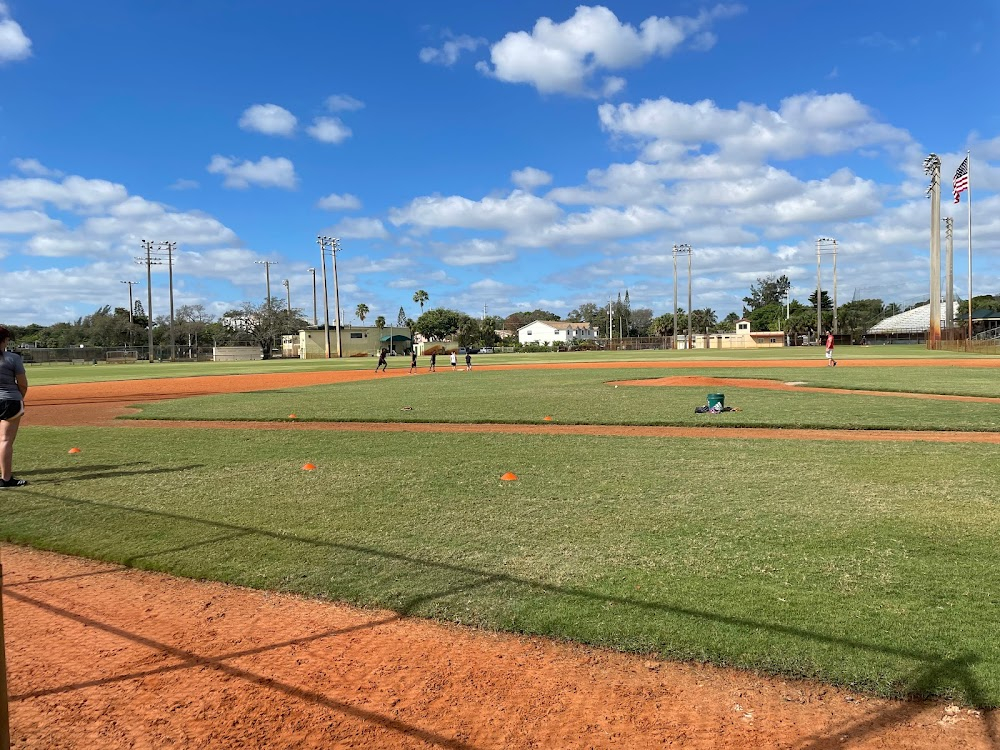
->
[5, 545, 996, 749]
[8, 359, 1000, 747]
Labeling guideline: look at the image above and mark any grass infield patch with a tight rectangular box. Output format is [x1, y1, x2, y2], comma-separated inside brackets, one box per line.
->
[4, 426, 1000, 705]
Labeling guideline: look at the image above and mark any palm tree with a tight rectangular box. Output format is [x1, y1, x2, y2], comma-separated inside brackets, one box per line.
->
[413, 290, 429, 312]
[355, 303, 369, 325]
[374, 315, 386, 355]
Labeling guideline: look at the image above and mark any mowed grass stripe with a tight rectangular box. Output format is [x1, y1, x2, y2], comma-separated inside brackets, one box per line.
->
[126, 367, 1000, 433]
[4, 426, 1000, 704]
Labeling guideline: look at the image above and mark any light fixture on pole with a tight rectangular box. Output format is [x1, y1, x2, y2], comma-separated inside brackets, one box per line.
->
[282, 279, 291, 314]
[307, 267, 318, 326]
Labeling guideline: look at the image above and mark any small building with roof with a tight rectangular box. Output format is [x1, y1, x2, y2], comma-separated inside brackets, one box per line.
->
[517, 320, 599, 346]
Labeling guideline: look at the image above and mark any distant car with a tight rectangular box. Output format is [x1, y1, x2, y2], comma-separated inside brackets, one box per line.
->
[479, 347, 494, 354]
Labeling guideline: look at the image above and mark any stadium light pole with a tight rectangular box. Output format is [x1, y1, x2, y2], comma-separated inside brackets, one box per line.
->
[307, 267, 318, 326]
[136, 240, 162, 362]
[672, 245, 678, 351]
[673, 244, 692, 349]
[815, 238, 837, 338]
[317, 237, 332, 358]
[944, 217, 954, 329]
[329, 238, 343, 358]
[282, 279, 291, 314]
[924, 154, 942, 345]
[255, 260, 278, 303]
[162, 241, 177, 361]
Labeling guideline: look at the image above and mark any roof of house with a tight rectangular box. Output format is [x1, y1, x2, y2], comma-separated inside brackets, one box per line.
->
[517, 320, 592, 331]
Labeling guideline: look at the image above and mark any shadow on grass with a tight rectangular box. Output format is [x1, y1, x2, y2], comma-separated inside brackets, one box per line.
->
[5, 487, 999, 747]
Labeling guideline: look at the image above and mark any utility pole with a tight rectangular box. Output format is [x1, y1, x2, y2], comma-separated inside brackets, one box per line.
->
[255, 260, 278, 303]
[120, 280, 139, 323]
[162, 241, 177, 361]
[136, 240, 162, 362]
[308, 267, 318, 326]
[673, 244, 692, 349]
[329, 238, 343, 357]
[317, 237, 332, 358]
[672, 246, 678, 351]
[924, 154, 942, 345]
[816, 238, 838, 337]
[944, 217, 954, 329]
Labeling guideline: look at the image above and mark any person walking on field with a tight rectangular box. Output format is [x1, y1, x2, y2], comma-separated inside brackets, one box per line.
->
[429, 352, 437, 372]
[0, 325, 28, 488]
[825, 330, 836, 366]
[465, 351, 472, 371]
[450, 351, 457, 370]
[409, 350, 418, 374]
[375, 348, 388, 373]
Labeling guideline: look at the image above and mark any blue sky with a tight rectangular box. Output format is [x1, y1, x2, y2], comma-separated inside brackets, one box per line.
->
[1, 1, 998, 327]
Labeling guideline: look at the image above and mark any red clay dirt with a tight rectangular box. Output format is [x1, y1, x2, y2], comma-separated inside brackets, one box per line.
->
[5, 545, 998, 750]
[7, 358, 1000, 748]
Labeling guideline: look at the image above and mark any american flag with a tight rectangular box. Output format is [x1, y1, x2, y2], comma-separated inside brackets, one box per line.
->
[953, 157, 969, 204]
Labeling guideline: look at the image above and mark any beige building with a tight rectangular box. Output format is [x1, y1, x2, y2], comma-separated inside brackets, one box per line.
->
[297, 326, 412, 359]
[676, 319, 786, 349]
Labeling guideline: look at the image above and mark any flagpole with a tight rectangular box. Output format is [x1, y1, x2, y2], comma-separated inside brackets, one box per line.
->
[967, 150, 973, 342]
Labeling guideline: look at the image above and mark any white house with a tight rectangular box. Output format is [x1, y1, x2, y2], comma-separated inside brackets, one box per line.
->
[517, 320, 599, 346]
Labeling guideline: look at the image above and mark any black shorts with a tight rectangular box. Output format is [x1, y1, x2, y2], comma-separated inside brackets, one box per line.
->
[0, 400, 24, 421]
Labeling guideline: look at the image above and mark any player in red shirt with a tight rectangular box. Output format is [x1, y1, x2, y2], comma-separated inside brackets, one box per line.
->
[825, 330, 836, 366]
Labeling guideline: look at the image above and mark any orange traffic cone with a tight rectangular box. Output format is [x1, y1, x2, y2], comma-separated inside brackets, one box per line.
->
[542, 416, 553, 422]
[302, 463, 316, 471]
[288, 413, 297, 419]
[500, 472, 518, 481]
[68, 447, 81, 454]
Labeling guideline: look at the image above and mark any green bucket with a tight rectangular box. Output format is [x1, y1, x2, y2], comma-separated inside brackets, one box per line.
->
[707, 393, 725, 409]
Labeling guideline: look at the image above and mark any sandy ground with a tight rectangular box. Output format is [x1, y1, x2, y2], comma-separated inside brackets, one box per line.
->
[6, 359, 1000, 748]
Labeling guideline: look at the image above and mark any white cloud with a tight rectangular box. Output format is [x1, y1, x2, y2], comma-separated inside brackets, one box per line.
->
[317, 193, 362, 211]
[0, 175, 129, 212]
[168, 178, 200, 191]
[478, 4, 743, 96]
[10, 158, 62, 178]
[238, 103, 298, 136]
[599, 92, 913, 164]
[420, 33, 486, 66]
[0, 210, 62, 234]
[307, 117, 352, 144]
[207, 155, 297, 189]
[0, 2, 31, 63]
[436, 239, 516, 266]
[331, 217, 388, 239]
[390, 190, 561, 232]
[325, 94, 365, 112]
[511, 167, 553, 191]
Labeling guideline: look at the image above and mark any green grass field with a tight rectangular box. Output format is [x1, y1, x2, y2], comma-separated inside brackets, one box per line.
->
[4, 426, 1000, 704]
[128, 365, 1000, 432]
[22, 343, 994, 386]
[6, 346, 1000, 706]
